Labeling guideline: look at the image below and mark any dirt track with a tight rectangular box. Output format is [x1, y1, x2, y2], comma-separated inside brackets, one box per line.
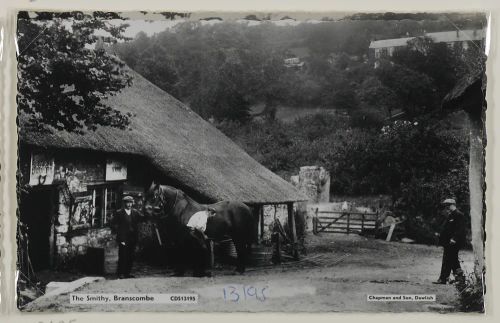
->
[23, 234, 475, 313]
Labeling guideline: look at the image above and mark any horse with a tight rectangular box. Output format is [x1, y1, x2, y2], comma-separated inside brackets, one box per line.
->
[155, 213, 213, 277]
[145, 183, 256, 274]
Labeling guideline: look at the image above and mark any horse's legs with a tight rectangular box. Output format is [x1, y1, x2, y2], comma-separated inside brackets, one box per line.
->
[233, 240, 249, 274]
[188, 229, 212, 277]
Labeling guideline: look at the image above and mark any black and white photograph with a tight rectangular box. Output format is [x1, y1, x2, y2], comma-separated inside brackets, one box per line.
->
[14, 10, 487, 313]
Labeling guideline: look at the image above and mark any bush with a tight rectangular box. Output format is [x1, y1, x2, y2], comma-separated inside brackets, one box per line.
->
[455, 273, 485, 312]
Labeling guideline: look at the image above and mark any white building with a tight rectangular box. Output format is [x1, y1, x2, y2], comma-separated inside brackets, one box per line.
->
[369, 29, 486, 67]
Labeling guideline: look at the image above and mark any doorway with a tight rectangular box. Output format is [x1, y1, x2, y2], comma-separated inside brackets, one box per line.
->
[20, 188, 55, 271]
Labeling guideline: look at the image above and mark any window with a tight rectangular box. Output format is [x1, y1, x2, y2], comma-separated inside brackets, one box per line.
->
[70, 185, 121, 229]
[105, 186, 119, 225]
[377, 48, 389, 58]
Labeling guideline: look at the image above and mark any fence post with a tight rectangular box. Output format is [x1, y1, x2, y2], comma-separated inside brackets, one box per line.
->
[361, 212, 365, 231]
[313, 208, 318, 234]
[347, 212, 350, 234]
[209, 240, 215, 268]
[260, 206, 264, 242]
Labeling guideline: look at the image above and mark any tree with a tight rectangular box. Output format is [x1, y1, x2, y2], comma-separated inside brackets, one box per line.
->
[392, 37, 464, 99]
[358, 77, 399, 117]
[375, 60, 437, 117]
[17, 11, 133, 133]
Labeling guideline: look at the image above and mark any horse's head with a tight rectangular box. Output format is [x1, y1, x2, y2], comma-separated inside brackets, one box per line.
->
[145, 182, 179, 217]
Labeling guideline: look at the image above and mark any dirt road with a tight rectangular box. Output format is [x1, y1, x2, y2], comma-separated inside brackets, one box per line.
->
[23, 234, 475, 313]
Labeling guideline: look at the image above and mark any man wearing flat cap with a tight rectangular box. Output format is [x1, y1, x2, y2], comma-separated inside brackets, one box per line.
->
[433, 198, 466, 284]
[111, 195, 143, 278]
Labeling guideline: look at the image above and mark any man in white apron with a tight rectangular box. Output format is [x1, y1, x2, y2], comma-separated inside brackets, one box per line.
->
[187, 210, 209, 232]
[185, 208, 216, 276]
[186, 208, 216, 235]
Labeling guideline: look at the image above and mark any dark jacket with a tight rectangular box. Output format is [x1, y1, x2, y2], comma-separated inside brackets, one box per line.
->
[112, 208, 142, 244]
[439, 209, 466, 248]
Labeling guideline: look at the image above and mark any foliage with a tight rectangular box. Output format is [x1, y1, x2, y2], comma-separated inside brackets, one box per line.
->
[358, 77, 399, 116]
[392, 36, 482, 99]
[17, 11, 134, 133]
[112, 15, 479, 241]
[375, 60, 438, 117]
[114, 22, 294, 121]
[217, 113, 470, 243]
[114, 15, 485, 124]
[455, 273, 485, 312]
[377, 119, 470, 243]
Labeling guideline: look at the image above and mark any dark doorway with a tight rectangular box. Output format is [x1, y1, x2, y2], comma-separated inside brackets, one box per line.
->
[20, 188, 55, 271]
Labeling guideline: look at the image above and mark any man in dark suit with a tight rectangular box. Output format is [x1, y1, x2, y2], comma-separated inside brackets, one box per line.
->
[434, 198, 466, 284]
[112, 196, 142, 279]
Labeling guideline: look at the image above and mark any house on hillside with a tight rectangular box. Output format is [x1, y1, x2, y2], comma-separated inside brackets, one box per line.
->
[18, 69, 306, 272]
[369, 29, 486, 67]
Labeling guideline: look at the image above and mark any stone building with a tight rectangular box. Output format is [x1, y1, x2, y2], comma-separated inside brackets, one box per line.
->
[18, 69, 306, 272]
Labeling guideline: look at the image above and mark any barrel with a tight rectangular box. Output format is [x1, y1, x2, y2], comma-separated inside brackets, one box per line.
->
[214, 240, 237, 265]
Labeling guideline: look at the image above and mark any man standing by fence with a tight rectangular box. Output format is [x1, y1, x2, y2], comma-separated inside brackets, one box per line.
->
[434, 198, 466, 284]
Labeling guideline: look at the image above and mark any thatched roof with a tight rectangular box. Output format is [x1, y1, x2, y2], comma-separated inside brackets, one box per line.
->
[19, 70, 306, 204]
[442, 68, 486, 116]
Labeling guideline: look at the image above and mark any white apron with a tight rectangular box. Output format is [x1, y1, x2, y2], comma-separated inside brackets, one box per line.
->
[186, 211, 209, 232]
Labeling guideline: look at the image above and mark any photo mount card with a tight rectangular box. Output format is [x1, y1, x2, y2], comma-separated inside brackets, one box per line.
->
[6, 7, 490, 315]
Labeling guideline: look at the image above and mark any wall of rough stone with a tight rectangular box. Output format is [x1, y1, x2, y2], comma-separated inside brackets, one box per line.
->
[290, 166, 330, 204]
[290, 166, 330, 235]
[55, 188, 116, 268]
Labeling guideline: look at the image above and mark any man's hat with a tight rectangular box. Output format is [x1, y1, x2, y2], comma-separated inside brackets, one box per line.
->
[442, 198, 456, 205]
[122, 195, 134, 202]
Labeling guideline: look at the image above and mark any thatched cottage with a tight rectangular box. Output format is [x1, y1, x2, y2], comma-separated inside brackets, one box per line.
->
[18, 70, 306, 272]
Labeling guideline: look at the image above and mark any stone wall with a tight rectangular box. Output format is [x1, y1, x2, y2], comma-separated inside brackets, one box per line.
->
[55, 188, 116, 268]
[290, 166, 330, 204]
[290, 166, 330, 234]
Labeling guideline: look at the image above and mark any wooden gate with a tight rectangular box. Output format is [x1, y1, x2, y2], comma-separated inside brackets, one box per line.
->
[313, 209, 378, 234]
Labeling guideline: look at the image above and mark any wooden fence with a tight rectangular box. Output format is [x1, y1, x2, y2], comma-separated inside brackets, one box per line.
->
[313, 209, 378, 234]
